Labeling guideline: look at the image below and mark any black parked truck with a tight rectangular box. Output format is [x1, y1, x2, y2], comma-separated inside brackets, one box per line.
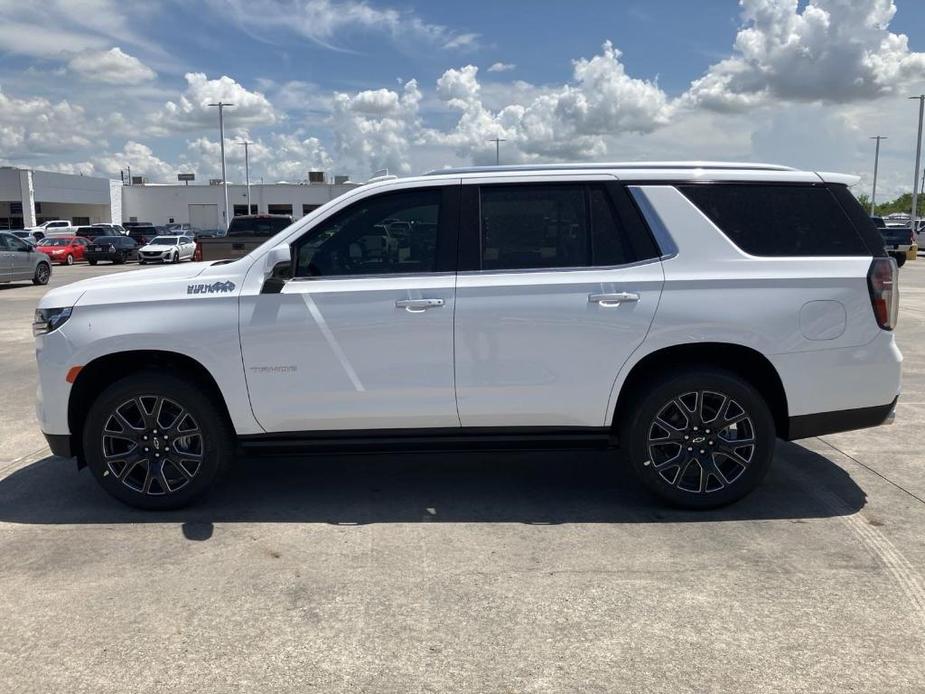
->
[194, 214, 293, 261]
[872, 216, 915, 268]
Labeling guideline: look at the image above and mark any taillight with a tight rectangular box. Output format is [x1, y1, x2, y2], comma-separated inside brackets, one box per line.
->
[867, 257, 899, 330]
[194, 241, 202, 261]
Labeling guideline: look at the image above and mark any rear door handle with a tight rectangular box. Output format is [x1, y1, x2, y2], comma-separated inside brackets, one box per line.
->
[395, 298, 445, 313]
[588, 292, 640, 307]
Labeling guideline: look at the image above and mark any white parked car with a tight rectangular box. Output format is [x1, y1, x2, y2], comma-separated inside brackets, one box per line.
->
[30, 220, 74, 236]
[34, 162, 901, 510]
[137, 235, 196, 264]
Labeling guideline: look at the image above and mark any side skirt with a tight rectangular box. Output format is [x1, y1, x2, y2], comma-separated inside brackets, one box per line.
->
[238, 426, 615, 456]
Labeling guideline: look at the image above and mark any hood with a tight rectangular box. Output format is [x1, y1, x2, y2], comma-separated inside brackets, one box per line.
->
[139, 243, 172, 252]
[38, 262, 210, 309]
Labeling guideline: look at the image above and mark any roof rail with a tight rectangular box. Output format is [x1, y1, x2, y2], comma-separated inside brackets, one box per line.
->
[424, 161, 798, 176]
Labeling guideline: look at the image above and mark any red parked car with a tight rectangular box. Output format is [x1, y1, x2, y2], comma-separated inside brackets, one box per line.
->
[36, 236, 89, 265]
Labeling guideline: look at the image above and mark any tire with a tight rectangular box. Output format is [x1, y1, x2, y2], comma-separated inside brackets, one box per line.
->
[620, 367, 776, 509]
[139, 259, 146, 265]
[32, 262, 50, 285]
[88, 259, 97, 266]
[894, 253, 907, 268]
[83, 372, 234, 510]
[65, 254, 74, 266]
[114, 253, 125, 265]
[172, 251, 180, 264]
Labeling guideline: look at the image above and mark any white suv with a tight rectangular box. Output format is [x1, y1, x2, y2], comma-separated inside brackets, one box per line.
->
[34, 162, 901, 510]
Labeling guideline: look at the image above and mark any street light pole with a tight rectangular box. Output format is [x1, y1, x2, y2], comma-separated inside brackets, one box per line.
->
[910, 95, 925, 233]
[488, 137, 506, 165]
[870, 136, 887, 215]
[238, 140, 252, 214]
[208, 101, 234, 231]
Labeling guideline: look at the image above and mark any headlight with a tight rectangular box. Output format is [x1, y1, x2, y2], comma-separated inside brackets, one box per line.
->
[33, 307, 72, 336]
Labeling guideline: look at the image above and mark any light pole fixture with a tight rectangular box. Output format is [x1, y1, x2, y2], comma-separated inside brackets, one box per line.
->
[208, 101, 234, 230]
[870, 136, 887, 215]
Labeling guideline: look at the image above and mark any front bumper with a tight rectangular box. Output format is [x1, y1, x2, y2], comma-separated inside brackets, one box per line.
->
[140, 251, 171, 261]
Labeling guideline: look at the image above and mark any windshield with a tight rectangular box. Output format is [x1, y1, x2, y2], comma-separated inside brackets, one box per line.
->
[39, 238, 72, 246]
[149, 237, 179, 245]
[227, 217, 292, 238]
[11, 231, 29, 237]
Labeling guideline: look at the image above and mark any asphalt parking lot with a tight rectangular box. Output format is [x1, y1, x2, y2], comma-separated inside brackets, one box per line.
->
[2, 261, 925, 692]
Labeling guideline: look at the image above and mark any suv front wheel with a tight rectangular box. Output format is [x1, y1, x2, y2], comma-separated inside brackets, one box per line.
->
[83, 372, 233, 509]
[621, 368, 775, 509]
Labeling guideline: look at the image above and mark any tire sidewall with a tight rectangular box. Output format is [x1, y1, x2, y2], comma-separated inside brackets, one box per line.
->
[33, 263, 50, 285]
[622, 367, 776, 509]
[83, 373, 232, 510]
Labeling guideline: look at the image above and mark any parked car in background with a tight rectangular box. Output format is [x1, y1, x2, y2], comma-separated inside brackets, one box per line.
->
[138, 235, 196, 264]
[126, 225, 159, 247]
[193, 228, 224, 240]
[876, 220, 915, 267]
[36, 236, 89, 265]
[195, 214, 292, 261]
[165, 223, 199, 235]
[29, 220, 73, 237]
[92, 223, 126, 235]
[75, 226, 114, 242]
[85, 235, 139, 265]
[123, 221, 153, 228]
[11, 230, 40, 245]
[0, 231, 51, 284]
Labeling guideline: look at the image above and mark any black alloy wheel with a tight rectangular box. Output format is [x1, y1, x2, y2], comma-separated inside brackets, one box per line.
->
[84, 373, 233, 509]
[621, 368, 775, 509]
[33, 262, 50, 285]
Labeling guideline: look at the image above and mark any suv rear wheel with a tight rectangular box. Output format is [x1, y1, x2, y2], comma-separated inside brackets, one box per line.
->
[621, 368, 775, 509]
[83, 373, 233, 510]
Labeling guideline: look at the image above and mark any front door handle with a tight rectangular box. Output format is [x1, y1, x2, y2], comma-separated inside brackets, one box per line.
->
[588, 292, 640, 307]
[395, 298, 445, 313]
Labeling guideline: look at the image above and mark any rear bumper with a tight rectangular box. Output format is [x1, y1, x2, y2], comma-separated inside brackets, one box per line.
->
[786, 397, 897, 440]
[44, 432, 72, 458]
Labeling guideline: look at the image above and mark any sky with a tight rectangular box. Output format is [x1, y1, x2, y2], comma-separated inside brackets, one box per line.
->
[1, 0, 925, 199]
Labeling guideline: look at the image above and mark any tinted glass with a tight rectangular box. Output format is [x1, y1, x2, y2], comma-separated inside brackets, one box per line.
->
[679, 184, 870, 257]
[589, 187, 634, 266]
[294, 189, 441, 277]
[227, 217, 292, 238]
[93, 236, 120, 244]
[7, 235, 29, 251]
[480, 185, 588, 270]
[0, 234, 9, 250]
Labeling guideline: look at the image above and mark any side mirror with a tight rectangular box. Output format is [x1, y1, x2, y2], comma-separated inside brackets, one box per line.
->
[261, 244, 292, 294]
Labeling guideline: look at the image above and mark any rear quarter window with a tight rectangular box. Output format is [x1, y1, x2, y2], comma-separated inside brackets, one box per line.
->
[678, 184, 871, 257]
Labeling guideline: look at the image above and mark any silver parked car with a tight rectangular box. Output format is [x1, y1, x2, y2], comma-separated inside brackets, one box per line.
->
[0, 231, 51, 285]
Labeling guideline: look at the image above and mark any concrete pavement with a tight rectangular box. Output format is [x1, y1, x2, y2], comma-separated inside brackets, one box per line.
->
[1, 261, 924, 692]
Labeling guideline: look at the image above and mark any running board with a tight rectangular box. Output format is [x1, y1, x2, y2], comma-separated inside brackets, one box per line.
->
[238, 426, 615, 456]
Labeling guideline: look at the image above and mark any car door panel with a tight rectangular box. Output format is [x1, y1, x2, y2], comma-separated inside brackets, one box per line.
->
[453, 179, 665, 428]
[0, 235, 11, 282]
[240, 275, 458, 431]
[239, 183, 461, 433]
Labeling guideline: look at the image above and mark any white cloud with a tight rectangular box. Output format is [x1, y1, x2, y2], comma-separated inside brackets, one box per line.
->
[68, 47, 156, 84]
[0, 0, 162, 58]
[150, 73, 279, 134]
[92, 141, 176, 181]
[431, 42, 671, 164]
[329, 79, 423, 176]
[0, 88, 99, 156]
[487, 62, 516, 73]
[684, 0, 925, 111]
[182, 132, 333, 182]
[216, 0, 479, 52]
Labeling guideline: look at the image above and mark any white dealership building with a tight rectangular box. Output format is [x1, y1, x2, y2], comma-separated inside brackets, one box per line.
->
[0, 166, 359, 231]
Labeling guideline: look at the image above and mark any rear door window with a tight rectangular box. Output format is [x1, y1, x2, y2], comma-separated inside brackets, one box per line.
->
[477, 184, 643, 271]
[678, 184, 870, 256]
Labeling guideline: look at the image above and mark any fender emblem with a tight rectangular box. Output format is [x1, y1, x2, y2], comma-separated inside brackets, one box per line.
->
[187, 280, 236, 295]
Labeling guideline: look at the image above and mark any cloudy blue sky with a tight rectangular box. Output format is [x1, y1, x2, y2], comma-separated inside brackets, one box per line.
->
[1, 0, 924, 197]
